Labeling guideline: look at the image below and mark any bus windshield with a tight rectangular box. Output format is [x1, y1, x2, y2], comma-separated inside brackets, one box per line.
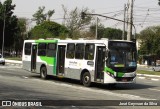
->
[107, 41, 137, 72]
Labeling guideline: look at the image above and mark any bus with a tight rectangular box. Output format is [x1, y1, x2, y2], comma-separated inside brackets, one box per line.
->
[22, 39, 137, 87]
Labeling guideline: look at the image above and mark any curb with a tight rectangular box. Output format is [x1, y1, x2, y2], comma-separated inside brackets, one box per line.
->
[137, 76, 159, 81]
[137, 74, 160, 78]
[5, 60, 22, 67]
[137, 64, 152, 68]
[5, 60, 22, 64]
[6, 63, 22, 66]
[137, 74, 160, 81]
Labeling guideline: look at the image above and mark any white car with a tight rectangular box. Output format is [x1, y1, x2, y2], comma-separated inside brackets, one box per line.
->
[0, 54, 5, 65]
[152, 65, 160, 72]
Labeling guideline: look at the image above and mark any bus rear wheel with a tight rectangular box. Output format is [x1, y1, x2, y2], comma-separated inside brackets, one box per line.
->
[40, 66, 48, 79]
[82, 72, 91, 87]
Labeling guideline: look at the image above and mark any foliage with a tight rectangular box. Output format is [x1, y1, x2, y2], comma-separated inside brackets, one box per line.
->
[139, 26, 160, 57]
[89, 23, 105, 39]
[14, 18, 27, 55]
[90, 24, 125, 40]
[32, 6, 55, 25]
[102, 27, 124, 39]
[29, 21, 68, 39]
[0, 0, 18, 50]
[62, 6, 93, 39]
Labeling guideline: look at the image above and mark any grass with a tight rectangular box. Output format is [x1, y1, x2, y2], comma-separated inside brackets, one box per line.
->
[6, 57, 22, 61]
[136, 70, 160, 76]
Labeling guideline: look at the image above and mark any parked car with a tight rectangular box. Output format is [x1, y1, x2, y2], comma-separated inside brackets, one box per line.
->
[0, 54, 5, 65]
[152, 65, 160, 71]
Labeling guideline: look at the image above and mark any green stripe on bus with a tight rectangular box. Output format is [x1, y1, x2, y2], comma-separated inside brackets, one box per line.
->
[104, 67, 125, 77]
[40, 57, 54, 65]
[104, 67, 114, 75]
[35, 40, 58, 43]
[40, 56, 57, 75]
[35, 39, 58, 75]
[117, 72, 125, 77]
[53, 58, 57, 75]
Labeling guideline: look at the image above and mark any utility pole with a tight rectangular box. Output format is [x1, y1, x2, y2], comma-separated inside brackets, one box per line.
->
[81, 12, 136, 40]
[2, 2, 6, 57]
[127, 0, 134, 41]
[122, 4, 126, 40]
[95, 17, 98, 39]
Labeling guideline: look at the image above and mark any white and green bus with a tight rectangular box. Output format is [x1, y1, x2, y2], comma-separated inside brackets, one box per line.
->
[22, 39, 137, 86]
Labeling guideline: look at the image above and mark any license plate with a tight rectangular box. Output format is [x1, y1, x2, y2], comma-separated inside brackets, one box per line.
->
[122, 78, 127, 82]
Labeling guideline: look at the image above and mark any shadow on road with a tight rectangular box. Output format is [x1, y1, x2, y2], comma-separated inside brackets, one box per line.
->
[29, 75, 156, 91]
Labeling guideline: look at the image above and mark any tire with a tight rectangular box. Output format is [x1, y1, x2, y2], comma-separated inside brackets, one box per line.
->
[2, 62, 5, 65]
[40, 66, 48, 79]
[108, 83, 116, 87]
[82, 72, 91, 87]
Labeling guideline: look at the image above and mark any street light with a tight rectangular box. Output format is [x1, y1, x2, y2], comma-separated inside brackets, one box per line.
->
[81, 12, 136, 41]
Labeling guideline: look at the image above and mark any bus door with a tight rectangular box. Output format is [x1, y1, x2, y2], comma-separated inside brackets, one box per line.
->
[56, 45, 66, 76]
[95, 46, 106, 82]
[31, 44, 37, 72]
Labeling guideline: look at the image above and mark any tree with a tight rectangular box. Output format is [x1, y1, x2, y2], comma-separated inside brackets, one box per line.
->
[29, 21, 68, 39]
[89, 24, 124, 40]
[13, 18, 27, 56]
[102, 27, 123, 40]
[47, 10, 54, 21]
[32, 6, 54, 25]
[62, 6, 93, 39]
[0, 0, 18, 52]
[139, 26, 160, 57]
[89, 23, 105, 39]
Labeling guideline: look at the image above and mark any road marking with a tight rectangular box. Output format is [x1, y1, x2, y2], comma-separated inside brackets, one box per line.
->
[0, 66, 22, 69]
[151, 78, 159, 81]
[22, 76, 28, 79]
[148, 88, 160, 92]
[31, 78, 153, 100]
[145, 82, 152, 83]
[138, 77, 145, 79]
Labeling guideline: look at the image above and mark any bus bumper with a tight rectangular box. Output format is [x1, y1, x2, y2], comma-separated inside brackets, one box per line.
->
[103, 72, 136, 84]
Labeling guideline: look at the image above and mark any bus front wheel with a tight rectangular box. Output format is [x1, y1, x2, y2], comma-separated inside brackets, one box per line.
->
[40, 66, 48, 79]
[82, 72, 91, 87]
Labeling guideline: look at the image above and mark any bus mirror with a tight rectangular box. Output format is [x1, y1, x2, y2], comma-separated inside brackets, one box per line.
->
[105, 50, 109, 61]
[106, 50, 109, 57]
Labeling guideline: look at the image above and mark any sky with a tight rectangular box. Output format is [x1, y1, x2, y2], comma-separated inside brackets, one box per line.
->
[1, 0, 160, 33]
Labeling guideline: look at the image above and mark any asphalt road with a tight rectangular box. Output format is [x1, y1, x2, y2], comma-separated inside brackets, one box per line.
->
[0, 64, 160, 109]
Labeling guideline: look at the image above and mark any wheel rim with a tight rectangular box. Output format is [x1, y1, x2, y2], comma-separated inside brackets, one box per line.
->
[84, 76, 89, 84]
[41, 69, 46, 78]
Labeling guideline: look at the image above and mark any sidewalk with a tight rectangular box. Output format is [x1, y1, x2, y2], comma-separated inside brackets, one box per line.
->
[137, 64, 160, 80]
[137, 74, 160, 81]
[5, 59, 22, 64]
[137, 64, 152, 68]
[5, 59, 22, 66]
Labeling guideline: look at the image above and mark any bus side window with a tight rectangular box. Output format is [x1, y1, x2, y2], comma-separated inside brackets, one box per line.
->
[24, 43, 31, 55]
[46, 43, 57, 57]
[38, 43, 46, 56]
[75, 44, 84, 59]
[85, 44, 95, 60]
[66, 43, 75, 59]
